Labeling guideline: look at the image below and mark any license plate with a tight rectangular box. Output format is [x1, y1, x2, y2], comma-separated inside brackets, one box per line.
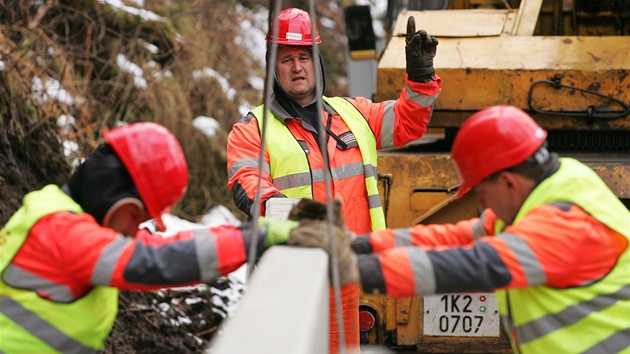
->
[423, 292, 500, 337]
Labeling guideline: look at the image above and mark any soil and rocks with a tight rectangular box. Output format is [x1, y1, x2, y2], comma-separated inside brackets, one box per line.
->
[103, 277, 246, 354]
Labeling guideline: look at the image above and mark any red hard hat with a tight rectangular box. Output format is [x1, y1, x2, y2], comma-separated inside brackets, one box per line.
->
[451, 105, 547, 198]
[266, 8, 321, 45]
[104, 122, 189, 231]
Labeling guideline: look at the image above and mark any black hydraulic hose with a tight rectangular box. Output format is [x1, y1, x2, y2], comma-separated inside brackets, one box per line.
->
[527, 77, 630, 120]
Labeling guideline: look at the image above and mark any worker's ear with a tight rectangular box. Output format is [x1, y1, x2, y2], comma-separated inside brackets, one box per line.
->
[102, 197, 146, 228]
[500, 171, 534, 200]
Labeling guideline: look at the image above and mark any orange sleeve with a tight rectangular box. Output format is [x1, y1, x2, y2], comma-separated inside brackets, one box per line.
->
[500, 204, 627, 288]
[227, 115, 283, 216]
[369, 217, 478, 253]
[349, 75, 441, 149]
[378, 248, 417, 297]
[359, 204, 625, 296]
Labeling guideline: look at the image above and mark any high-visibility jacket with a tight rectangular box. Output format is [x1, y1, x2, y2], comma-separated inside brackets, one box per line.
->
[0, 185, 118, 353]
[227, 77, 441, 234]
[496, 158, 630, 354]
[252, 96, 385, 231]
[0, 185, 265, 353]
[356, 157, 630, 353]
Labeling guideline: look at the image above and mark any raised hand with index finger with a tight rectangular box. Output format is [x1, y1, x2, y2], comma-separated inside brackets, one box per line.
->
[405, 16, 439, 83]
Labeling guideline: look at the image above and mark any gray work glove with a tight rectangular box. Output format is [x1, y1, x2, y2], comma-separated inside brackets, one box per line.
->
[288, 198, 346, 231]
[405, 16, 438, 82]
[288, 219, 359, 286]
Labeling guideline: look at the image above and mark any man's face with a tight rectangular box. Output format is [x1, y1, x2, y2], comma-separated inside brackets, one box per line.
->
[276, 45, 316, 106]
[473, 172, 523, 226]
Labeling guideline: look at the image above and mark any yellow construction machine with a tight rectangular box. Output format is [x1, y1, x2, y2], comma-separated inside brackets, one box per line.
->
[345, 0, 630, 352]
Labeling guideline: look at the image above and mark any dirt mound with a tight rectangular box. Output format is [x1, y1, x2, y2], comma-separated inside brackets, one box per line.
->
[103, 277, 245, 353]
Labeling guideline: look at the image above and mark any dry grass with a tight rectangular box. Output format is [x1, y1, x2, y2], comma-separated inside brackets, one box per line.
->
[0, 0, 349, 223]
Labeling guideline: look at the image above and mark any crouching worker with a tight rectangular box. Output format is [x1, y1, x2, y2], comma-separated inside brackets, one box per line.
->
[0, 122, 340, 353]
[295, 106, 630, 354]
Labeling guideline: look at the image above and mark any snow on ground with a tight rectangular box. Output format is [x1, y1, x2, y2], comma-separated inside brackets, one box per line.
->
[139, 207, 248, 328]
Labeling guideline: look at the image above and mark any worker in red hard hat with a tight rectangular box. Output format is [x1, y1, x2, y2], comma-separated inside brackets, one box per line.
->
[227, 7, 441, 353]
[0, 121, 343, 353]
[302, 105, 630, 353]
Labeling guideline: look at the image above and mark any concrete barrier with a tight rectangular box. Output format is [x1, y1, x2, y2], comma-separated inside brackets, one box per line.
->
[208, 246, 329, 354]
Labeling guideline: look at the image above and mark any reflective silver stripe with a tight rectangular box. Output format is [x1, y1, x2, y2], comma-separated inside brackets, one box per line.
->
[471, 211, 488, 240]
[407, 247, 436, 294]
[368, 193, 383, 208]
[92, 234, 133, 285]
[582, 328, 630, 354]
[380, 100, 396, 148]
[311, 169, 328, 183]
[516, 285, 630, 345]
[273, 171, 313, 190]
[500, 314, 514, 336]
[498, 233, 546, 285]
[471, 219, 486, 240]
[331, 162, 364, 180]
[393, 229, 413, 247]
[228, 158, 270, 179]
[0, 297, 97, 354]
[405, 84, 439, 107]
[3, 265, 75, 302]
[364, 164, 377, 178]
[193, 229, 221, 283]
[274, 163, 376, 190]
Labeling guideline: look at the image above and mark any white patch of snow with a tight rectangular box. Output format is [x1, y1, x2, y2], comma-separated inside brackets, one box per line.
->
[140, 40, 159, 54]
[192, 116, 220, 137]
[233, 3, 268, 65]
[238, 102, 253, 117]
[57, 114, 75, 135]
[32, 77, 75, 105]
[247, 75, 264, 92]
[128, 0, 144, 7]
[97, 0, 163, 22]
[158, 302, 170, 313]
[177, 316, 192, 325]
[185, 297, 204, 305]
[319, 16, 336, 29]
[192, 67, 235, 100]
[116, 54, 147, 89]
[201, 205, 241, 227]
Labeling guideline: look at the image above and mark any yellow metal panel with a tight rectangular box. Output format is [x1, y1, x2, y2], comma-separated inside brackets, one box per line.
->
[578, 158, 630, 199]
[395, 298, 423, 345]
[513, 0, 544, 35]
[377, 152, 463, 228]
[391, 10, 511, 37]
[377, 36, 630, 115]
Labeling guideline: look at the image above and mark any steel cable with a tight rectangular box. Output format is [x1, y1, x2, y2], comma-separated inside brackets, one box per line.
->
[246, 0, 283, 278]
[246, 1, 347, 351]
[306, 1, 347, 352]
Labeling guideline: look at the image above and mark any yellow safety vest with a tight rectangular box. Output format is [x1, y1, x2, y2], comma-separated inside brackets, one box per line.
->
[252, 96, 386, 230]
[494, 158, 630, 354]
[0, 185, 118, 354]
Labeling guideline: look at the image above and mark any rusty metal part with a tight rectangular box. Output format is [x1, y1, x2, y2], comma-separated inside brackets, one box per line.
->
[360, 294, 513, 353]
[376, 152, 479, 228]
